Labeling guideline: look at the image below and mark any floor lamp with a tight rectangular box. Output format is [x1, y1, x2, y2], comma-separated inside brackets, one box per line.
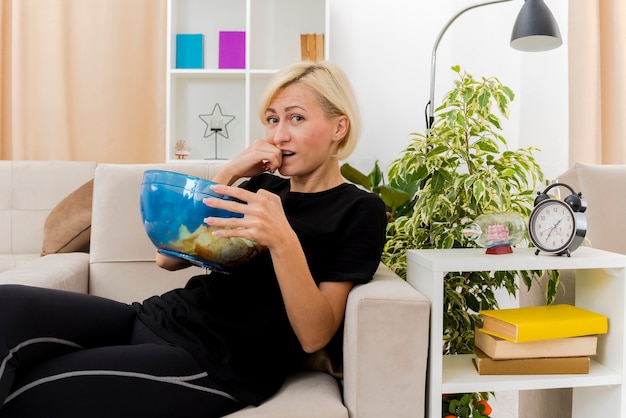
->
[426, 0, 562, 129]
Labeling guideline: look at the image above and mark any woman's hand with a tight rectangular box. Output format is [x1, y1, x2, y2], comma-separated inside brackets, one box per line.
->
[212, 140, 282, 186]
[203, 184, 291, 250]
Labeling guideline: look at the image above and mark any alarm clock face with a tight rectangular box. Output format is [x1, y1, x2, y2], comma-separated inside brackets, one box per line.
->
[528, 199, 576, 254]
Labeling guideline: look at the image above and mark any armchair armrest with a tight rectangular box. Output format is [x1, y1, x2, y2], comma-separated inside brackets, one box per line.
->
[343, 262, 430, 418]
[0, 253, 89, 293]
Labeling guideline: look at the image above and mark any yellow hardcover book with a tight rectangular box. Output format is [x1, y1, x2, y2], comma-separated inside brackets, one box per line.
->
[474, 327, 598, 359]
[479, 304, 607, 343]
[473, 348, 590, 375]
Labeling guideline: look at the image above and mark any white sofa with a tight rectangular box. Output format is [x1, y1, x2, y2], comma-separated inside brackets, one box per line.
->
[0, 160, 431, 417]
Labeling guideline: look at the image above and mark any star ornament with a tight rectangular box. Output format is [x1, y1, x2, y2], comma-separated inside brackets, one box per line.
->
[199, 103, 236, 139]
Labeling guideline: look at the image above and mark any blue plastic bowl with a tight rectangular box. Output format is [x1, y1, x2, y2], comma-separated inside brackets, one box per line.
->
[140, 170, 265, 273]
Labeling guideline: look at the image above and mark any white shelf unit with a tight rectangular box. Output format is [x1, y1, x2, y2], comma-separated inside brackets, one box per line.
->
[166, 0, 329, 162]
[406, 247, 626, 418]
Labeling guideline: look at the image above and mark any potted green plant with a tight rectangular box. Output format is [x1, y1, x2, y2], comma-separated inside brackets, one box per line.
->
[342, 66, 560, 418]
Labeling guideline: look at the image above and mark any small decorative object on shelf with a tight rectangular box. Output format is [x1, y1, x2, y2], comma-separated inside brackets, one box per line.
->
[173, 139, 190, 159]
[176, 34, 203, 69]
[528, 182, 587, 256]
[199, 103, 236, 159]
[219, 31, 245, 69]
[462, 212, 526, 255]
[300, 33, 324, 62]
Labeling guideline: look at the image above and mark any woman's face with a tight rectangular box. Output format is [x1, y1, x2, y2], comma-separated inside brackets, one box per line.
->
[264, 83, 346, 181]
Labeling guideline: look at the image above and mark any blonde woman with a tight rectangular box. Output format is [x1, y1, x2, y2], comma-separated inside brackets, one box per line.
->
[0, 62, 386, 417]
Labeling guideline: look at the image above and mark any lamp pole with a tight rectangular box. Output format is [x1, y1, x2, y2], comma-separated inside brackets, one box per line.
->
[427, 0, 513, 130]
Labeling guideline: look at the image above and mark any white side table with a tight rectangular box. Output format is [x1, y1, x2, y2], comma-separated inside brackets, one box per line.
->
[406, 247, 626, 418]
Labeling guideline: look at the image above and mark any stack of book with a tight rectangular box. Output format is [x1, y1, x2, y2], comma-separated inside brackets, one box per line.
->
[473, 304, 608, 375]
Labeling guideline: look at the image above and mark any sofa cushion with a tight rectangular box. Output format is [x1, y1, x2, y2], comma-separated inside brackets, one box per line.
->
[0, 253, 89, 293]
[41, 179, 94, 256]
[0, 160, 97, 257]
[0, 254, 41, 274]
[223, 371, 347, 418]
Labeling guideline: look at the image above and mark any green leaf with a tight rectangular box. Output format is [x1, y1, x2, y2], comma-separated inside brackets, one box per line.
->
[486, 114, 502, 130]
[503, 85, 515, 100]
[380, 185, 411, 215]
[475, 140, 499, 153]
[340, 163, 371, 190]
[426, 145, 449, 157]
[478, 89, 491, 108]
[430, 170, 446, 192]
[545, 269, 561, 305]
[497, 93, 510, 118]
[368, 161, 383, 189]
[473, 180, 486, 203]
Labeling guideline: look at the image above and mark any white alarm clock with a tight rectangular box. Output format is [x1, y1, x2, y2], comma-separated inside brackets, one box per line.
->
[527, 183, 587, 257]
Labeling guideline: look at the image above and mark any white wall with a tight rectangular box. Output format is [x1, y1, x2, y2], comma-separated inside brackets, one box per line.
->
[330, 0, 569, 182]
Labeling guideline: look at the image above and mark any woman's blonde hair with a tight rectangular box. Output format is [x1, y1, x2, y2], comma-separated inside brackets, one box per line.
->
[258, 61, 361, 161]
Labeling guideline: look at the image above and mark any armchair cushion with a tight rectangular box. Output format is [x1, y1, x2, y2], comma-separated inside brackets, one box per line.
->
[557, 162, 626, 254]
[41, 179, 94, 256]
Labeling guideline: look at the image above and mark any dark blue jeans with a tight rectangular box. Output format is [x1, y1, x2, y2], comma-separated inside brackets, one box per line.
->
[0, 285, 243, 418]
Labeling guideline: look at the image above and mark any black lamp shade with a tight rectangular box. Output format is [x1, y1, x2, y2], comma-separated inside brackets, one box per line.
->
[510, 0, 562, 51]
